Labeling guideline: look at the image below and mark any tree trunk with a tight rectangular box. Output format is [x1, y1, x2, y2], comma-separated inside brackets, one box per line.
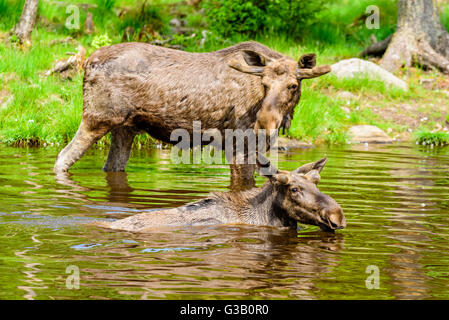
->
[381, 0, 449, 74]
[11, 0, 39, 47]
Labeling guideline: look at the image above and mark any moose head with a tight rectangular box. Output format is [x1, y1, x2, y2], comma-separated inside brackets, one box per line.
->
[257, 156, 346, 232]
[229, 50, 331, 133]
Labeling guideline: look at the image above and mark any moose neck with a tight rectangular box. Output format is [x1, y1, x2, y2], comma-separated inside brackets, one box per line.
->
[237, 182, 297, 229]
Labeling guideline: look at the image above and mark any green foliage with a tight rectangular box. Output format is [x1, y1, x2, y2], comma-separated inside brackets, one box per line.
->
[415, 131, 449, 147]
[441, 4, 449, 32]
[322, 74, 407, 100]
[95, 0, 117, 11]
[9, 34, 18, 43]
[91, 33, 112, 48]
[265, 0, 331, 36]
[288, 86, 348, 144]
[1, 0, 449, 146]
[0, 0, 25, 29]
[202, 0, 264, 37]
[308, 0, 396, 46]
[202, 0, 329, 38]
[119, 1, 169, 35]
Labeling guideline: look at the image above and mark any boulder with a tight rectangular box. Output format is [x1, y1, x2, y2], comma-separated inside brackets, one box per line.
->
[169, 18, 182, 28]
[336, 91, 357, 101]
[331, 58, 408, 91]
[347, 125, 393, 144]
[273, 137, 312, 150]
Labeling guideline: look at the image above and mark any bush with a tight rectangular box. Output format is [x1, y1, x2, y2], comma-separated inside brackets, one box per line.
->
[202, 0, 265, 37]
[0, 0, 26, 30]
[92, 33, 112, 49]
[203, 0, 329, 38]
[265, 0, 330, 36]
[119, 2, 169, 36]
[415, 131, 449, 147]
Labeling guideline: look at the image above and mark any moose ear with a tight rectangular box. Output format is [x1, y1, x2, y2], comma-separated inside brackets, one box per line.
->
[298, 53, 317, 69]
[294, 157, 328, 175]
[242, 50, 270, 67]
[304, 170, 321, 185]
[228, 50, 272, 76]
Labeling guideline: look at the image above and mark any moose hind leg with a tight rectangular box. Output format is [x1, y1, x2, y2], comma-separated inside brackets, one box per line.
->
[103, 126, 137, 172]
[54, 120, 109, 173]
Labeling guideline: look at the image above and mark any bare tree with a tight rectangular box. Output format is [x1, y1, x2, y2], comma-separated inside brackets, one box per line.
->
[381, 0, 449, 74]
[11, 0, 39, 46]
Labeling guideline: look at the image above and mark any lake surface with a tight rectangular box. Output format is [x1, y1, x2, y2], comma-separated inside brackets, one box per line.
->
[0, 143, 448, 299]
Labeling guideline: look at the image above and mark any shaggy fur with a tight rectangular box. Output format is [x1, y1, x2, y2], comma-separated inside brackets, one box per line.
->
[54, 41, 330, 189]
[102, 158, 346, 233]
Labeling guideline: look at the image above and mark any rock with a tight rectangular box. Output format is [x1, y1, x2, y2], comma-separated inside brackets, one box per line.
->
[272, 137, 312, 150]
[341, 106, 351, 114]
[331, 58, 408, 91]
[393, 131, 412, 142]
[0, 88, 12, 109]
[347, 125, 393, 144]
[169, 18, 182, 28]
[336, 91, 357, 101]
[420, 78, 436, 90]
[0, 72, 18, 82]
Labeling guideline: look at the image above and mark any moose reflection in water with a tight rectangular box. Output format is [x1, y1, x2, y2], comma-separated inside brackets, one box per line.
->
[100, 157, 346, 233]
[78, 225, 345, 299]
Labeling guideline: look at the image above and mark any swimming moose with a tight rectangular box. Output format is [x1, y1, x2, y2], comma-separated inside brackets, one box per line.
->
[54, 41, 331, 190]
[102, 157, 346, 233]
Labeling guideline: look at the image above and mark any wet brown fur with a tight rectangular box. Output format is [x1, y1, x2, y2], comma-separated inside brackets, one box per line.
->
[102, 158, 346, 233]
[54, 41, 330, 189]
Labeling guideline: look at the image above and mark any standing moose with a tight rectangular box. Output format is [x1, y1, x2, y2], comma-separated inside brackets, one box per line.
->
[54, 41, 330, 190]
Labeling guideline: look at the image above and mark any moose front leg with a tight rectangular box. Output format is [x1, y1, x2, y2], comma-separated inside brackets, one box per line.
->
[103, 126, 138, 172]
[229, 163, 256, 191]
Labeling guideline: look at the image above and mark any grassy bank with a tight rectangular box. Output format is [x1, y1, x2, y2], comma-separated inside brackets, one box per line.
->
[1, 0, 449, 147]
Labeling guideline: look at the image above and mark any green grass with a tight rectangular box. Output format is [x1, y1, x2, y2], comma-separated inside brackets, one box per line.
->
[1, 0, 449, 147]
[415, 131, 449, 147]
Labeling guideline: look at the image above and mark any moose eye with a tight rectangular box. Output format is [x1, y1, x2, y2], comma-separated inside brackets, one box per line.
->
[289, 84, 298, 90]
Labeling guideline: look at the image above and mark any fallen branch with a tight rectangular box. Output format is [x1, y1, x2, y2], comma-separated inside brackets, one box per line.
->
[48, 36, 77, 46]
[359, 34, 392, 57]
[44, 46, 86, 78]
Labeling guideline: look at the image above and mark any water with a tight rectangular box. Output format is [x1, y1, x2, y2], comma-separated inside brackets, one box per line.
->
[0, 143, 448, 300]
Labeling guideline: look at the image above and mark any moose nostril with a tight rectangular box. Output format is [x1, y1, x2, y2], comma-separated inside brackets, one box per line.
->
[328, 219, 340, 229]
[328, 211, 345, 229]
